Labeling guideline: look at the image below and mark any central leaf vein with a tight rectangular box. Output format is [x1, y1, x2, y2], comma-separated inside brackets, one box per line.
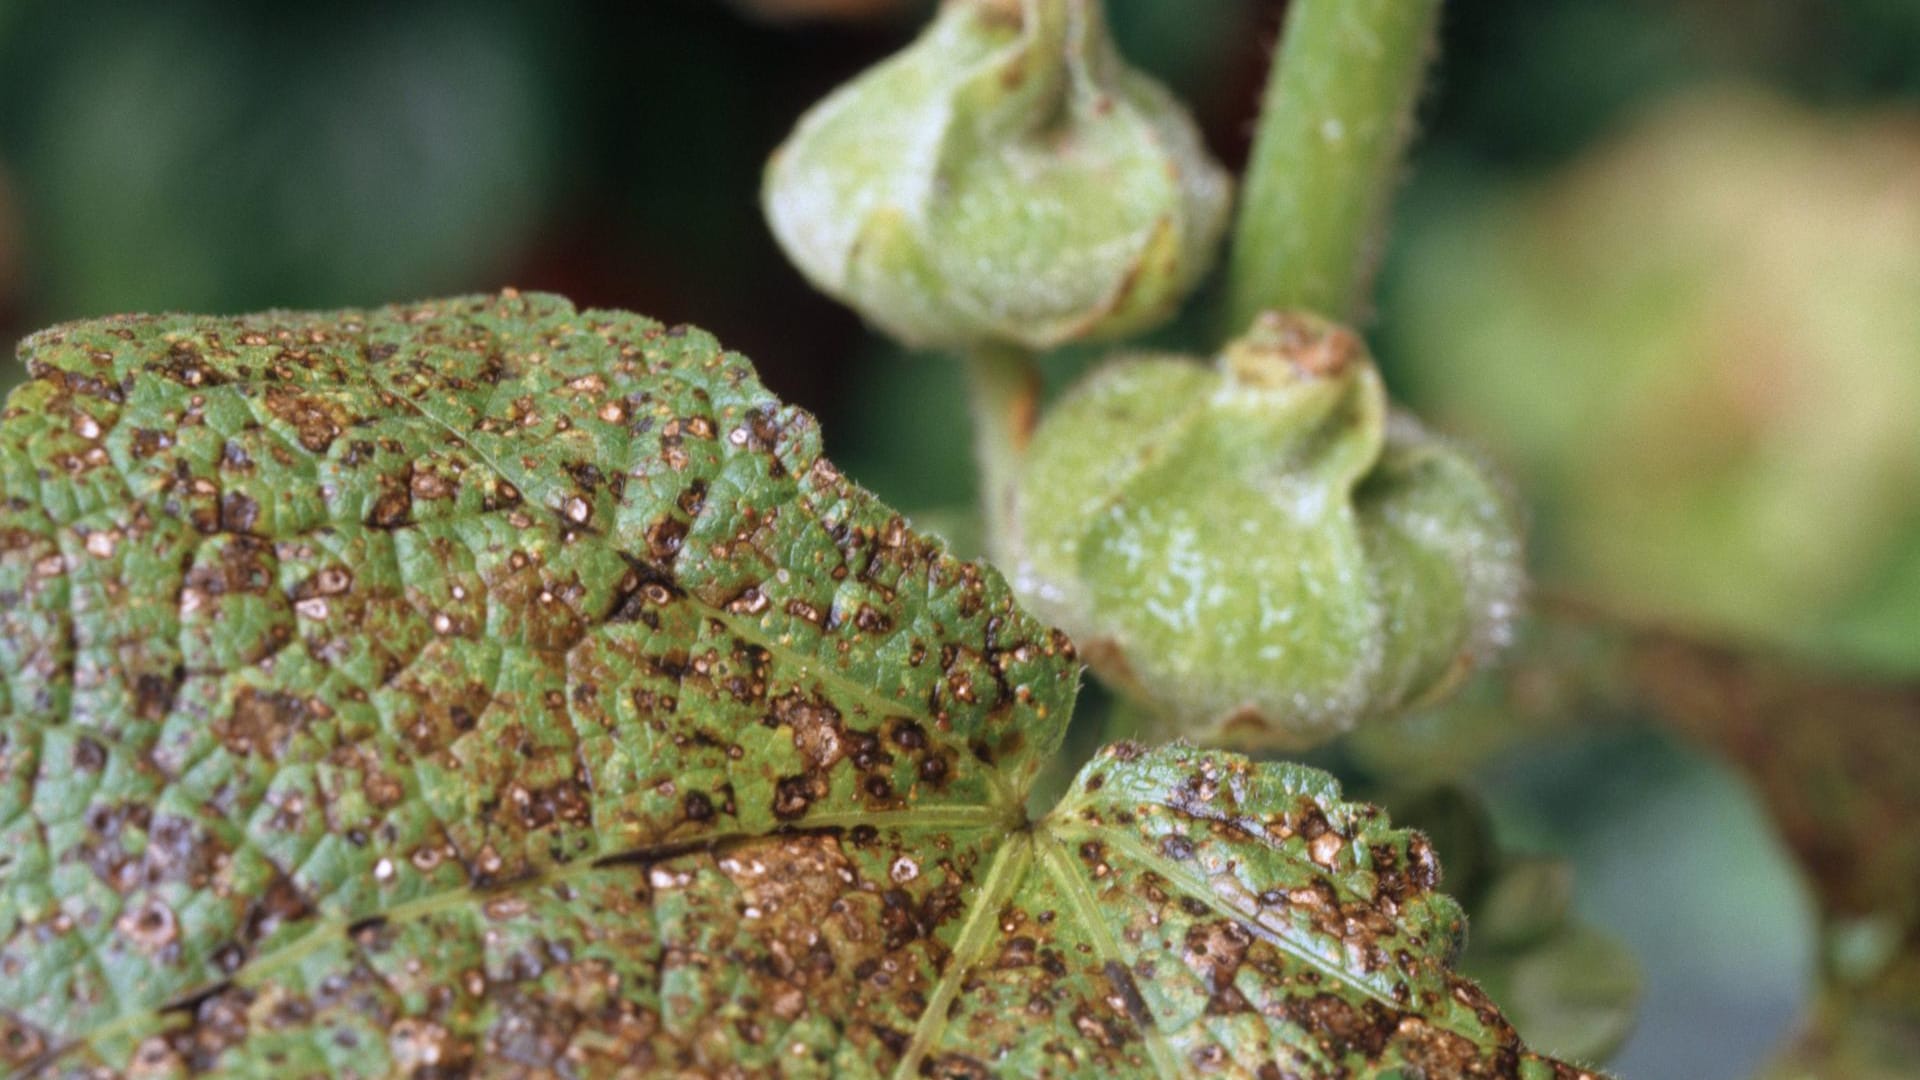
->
[1035, 828, 1183, 1080]
[1064, 823, 1401, 1009]
[890, 830, 1033, 1080]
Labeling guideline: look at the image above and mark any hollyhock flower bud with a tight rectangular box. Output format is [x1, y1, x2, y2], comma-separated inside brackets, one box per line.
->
[1013, 312, 1523, 748]
[763, 0, 1231, 350]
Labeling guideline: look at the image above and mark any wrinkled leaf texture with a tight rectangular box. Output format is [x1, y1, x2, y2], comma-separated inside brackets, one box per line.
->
[0, 292, 1589, 1078]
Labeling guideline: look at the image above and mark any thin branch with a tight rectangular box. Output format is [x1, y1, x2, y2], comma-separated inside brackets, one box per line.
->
[964, 345, 1041, 565]
[1222, 0, 1441, 330]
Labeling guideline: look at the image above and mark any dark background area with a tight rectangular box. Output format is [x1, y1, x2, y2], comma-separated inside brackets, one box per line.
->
[3, 1, 1917, 1076]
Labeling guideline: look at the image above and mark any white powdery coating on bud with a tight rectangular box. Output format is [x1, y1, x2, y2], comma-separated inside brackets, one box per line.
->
[1377, 408, 1529, 680]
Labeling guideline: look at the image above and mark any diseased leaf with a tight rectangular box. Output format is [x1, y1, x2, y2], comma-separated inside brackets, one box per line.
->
[1458, 863, 1641, 1065]
[1368, 786, 1638, 1066]
[1019, 745, 1592, 1079]
[1354, 605, 1920, 1074]
[1361, 603, 1920, 936]
[1762, 975, 1920, 1080]
[0, 292, 1584, 1077]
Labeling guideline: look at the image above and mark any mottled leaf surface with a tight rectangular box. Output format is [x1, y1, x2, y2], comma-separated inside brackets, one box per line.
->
[0, 293, 1584, 1077]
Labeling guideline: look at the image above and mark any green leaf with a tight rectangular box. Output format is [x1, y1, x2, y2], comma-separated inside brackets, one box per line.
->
[0, 292, 1585, 1077]
[1462, 922, 1641, 1069]
[1459, 861, 1641, 1066]
[1366, 785, 1639, 1067]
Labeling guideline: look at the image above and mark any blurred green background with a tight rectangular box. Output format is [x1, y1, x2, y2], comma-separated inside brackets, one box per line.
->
[4, 1, 1918, 1076]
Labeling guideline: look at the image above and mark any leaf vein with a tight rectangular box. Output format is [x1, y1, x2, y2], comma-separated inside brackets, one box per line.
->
[889, 830, 1032, 1080]
[1034, 829, 1183, 1080]
[1065, 823, 1401, 1008]
[372, 359, 1022, 816]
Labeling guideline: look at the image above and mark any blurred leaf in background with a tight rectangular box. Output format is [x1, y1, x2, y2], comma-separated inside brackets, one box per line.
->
[1335, 644, 1819, 1079]
[1367, 9, 1920, 1066]
[1386, 88, 1920, 674]
[1367, 784, 1643, 1065]
[0, 0, 912, 420]
[1498, 729, 1818, 1080]
[1418, 0, 1920, 176]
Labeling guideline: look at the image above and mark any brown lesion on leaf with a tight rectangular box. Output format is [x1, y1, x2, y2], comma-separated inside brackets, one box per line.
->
[1102, 960, 1155, 1029]
[772, 773, 825, 820]
[116, 898, 182, 957]
[716, 836, 864, 1013]
[137, 813, 227, 891]
[131, 983, 257, 1074]
[1319, 994, 1422, 1060]
[480, 474, 523, 512]
[23, 356, 130, 405]
[389, 1016, 476, 1075]
[0, 1013, 49, 1071]
[364, 470, 413, 530]
[215, 687, 315, 760]
[1366, 835, 1440, 911]
[182, 535, 277, 606]
[72, 801, 156, 892]
[498, 775, 594, 834]
[603, 555, 683, 628]
[783, 596, 825, 628]
[484, 553, 591, 654]
[237, 872, 314, 952]
[1184, 918, 1253, 993]
[1070, 1003, 1137, 1051]
[260, 384, 347, 454]
[289, 564, 353, 603]
[217, 438, 255, 475]
[391, 666, 491, 757]
[143, 340, 231, 389]
[924, 1052, 994, 1079]
[772, 690, 849, 770]
[217, 491, 260, 534]
[408, 460, 462, 504]
[995, 933, 1038, 970]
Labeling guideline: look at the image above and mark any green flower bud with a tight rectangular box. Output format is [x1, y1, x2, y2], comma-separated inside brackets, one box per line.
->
[763, 0, 1231, 350]
[1012, 313, 1523, 748]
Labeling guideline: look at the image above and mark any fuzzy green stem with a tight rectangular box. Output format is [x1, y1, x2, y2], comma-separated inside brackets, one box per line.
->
[1222, 0, 1441, 330]
[964, 346, 1041, 564]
